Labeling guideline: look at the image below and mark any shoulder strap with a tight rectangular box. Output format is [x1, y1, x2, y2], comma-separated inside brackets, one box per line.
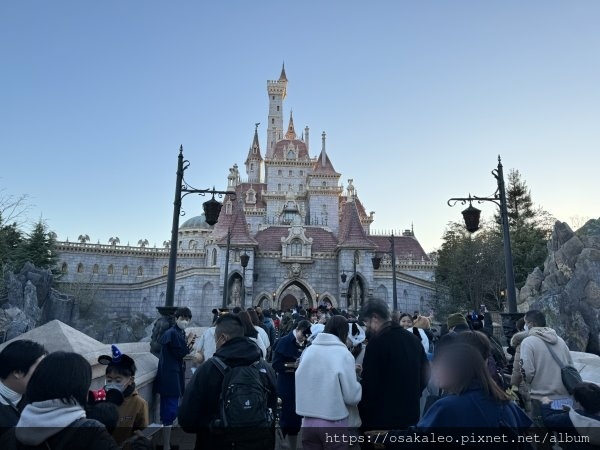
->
[211, 356, 229, 376]
[534, 336, 565, 369]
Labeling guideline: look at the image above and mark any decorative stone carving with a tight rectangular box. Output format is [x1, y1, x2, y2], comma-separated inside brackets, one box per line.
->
[284, 263, 307, 280]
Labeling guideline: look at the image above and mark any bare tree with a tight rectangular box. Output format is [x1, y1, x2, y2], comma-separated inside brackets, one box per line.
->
[0, 190, 30, 226]
[569, 215, 591, 231]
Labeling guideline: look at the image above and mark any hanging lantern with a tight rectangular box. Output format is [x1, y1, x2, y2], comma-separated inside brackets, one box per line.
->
[371, 256, 382, 270]
[461, 203, 482, 233]
[341, 272, 347, 283]
[240, 252, 250, 268]
[203, 195, 222, 226]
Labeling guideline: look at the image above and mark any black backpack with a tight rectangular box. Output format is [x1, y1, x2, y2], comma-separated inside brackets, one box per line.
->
[211, 356, 272, 429]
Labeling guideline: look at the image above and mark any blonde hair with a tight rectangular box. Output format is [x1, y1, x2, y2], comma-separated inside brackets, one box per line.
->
[413, 315, 431, 329]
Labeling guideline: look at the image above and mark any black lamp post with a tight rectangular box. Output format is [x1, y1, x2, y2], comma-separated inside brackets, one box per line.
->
[371, 233, 398, 311]
[447, 156, 517, 314]
[161, 146, 235, 315]
[240, 251, 250, 309]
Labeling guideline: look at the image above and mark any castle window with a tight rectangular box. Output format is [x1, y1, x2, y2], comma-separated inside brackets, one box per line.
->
[271, 118, 274, 124]
[299, 184, 304, 191]
[246, 189, 256, 204]
[211, 248, 218, 266]
[289, 170, 293, 176]
[61, 262, 68, 274]
[188, 240, 197, 250]
[137, 266, 143, 276]
[123, 266, 129, 276]
[278, 170, 282, 176]
[278, 184, 282, 191]
[92, 264, 99, 274]
[77, 263, 84, 273]
[299, 170, 304, 176]
[277, 105, 280, 111]
[291, 239, 303, 257]
[287, 150, 295, 160]
[108, 264, 114, 275]
[272, 96, 275, 100]
[177, 265, 183, 272]
[162, 265, 168, 275]
[250, 163, 254, 170]
[225, 199, 232, 215]
[322, 181, 327, 188]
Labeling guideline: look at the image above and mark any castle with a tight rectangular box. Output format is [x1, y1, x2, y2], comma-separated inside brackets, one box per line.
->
[55, 66, 436, 325]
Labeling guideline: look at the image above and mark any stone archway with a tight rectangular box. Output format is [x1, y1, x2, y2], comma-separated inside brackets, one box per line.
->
[347, 273, 367, 312]
[274, 279, 317, 311]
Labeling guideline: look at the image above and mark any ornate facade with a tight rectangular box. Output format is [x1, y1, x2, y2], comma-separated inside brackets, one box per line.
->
[55, 67, 436, 325]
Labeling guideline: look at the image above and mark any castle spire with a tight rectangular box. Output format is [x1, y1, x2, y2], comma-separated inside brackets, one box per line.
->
[245, 123, 263, 183]
[279, 62, 288, 82]
[285, 110, 297, 140]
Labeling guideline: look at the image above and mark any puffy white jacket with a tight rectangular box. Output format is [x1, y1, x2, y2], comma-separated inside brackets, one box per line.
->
[295, 332, 362, 421]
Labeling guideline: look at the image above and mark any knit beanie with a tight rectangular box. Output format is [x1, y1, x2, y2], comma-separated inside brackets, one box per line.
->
[447, 313, 468, 329]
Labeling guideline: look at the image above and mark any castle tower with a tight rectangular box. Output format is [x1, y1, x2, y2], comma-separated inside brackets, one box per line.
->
[266, 64, 288, 158]
[245, 123, 263, 183]
[307, 131, 342, 233]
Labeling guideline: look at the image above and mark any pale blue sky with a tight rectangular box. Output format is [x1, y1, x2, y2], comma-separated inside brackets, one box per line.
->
[1, 1, 599, 252]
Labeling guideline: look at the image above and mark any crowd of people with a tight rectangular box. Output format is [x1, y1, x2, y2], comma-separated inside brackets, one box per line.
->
[0, 301, 598, 450]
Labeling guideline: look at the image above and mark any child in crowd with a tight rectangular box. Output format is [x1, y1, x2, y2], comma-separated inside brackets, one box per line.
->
[98, 345, 149, 445]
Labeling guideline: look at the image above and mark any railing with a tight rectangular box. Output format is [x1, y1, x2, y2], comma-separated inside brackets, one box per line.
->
[55, 241, 206, 258]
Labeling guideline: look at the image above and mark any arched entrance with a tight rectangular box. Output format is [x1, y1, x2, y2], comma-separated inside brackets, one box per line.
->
[274, 279, 317, 311]
[226, 272, 244, 308]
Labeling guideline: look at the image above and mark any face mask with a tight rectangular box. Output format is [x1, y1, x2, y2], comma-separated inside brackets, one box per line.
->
[524, 324, 529, 332]
[177, 319, 189, 330]
[105, 382, 126, 392]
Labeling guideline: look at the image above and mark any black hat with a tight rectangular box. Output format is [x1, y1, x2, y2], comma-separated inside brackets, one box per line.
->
[98, 345, 135, 374]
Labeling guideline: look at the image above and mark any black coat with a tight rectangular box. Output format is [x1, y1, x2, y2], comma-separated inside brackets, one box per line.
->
[155, 324, 189, 397]
[0, 400, 22, 440]
[178, 336, 277, 450]
[359, 322, 430, 430]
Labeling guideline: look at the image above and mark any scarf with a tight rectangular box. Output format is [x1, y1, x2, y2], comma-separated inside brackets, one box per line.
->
[15, 398, 86, 445]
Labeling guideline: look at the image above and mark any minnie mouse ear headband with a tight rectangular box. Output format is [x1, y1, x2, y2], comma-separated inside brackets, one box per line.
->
[98, 344, 135, 372]
[347, 321, 366, 347]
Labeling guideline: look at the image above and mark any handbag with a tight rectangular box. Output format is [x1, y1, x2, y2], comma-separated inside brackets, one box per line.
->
[536, 337, 582, 394]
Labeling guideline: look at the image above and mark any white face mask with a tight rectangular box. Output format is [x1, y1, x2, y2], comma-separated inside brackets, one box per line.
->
[177, 319, 189, 330]
[524, 324, 529, 332]
[105, 382, 126, 392]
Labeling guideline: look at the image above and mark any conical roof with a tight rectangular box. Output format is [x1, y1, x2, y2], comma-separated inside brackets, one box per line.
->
[245, 124, 263, 163]
[212, 195, 258, 247]
[338, 200, 377, 249]
[284, 111, 297, 140]
[279, 63, 288, 82]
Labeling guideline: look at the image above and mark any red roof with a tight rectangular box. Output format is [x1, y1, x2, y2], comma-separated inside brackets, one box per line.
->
[313, 150, 340, 176]
[255, 226, 338, 253]
[337, 201, 377, 249]
[212, 195, 257, 246]
[369, 235, 429, 260]
[272, 139, 309, 160]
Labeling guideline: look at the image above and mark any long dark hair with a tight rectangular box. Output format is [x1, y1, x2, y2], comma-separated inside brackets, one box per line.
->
[237, 311, 258, 339]
[434, 343, 509, 402]
[324, 315, 348, 343]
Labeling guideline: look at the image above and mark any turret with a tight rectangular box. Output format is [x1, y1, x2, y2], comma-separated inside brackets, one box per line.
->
[245, 123, 263, 183]
[266, 64, 288, 158]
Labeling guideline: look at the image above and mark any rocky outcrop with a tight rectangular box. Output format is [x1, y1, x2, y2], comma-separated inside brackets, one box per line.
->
[1, 262, 154, 344]
[519, 219, 600, 354]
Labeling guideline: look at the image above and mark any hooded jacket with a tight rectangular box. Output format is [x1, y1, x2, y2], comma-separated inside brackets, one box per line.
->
[295, 332, 362, 421]
[178, 336, 277, 450]
[519, 327, 572, 400]
[0, 399, 118, 450]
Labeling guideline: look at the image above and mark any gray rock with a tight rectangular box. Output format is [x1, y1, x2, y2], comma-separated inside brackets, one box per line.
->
[520, 219, 600, 355]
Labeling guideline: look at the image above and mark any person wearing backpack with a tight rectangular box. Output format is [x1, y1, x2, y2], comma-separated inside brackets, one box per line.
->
[520, 309, 574, 432]
[178, 314, 277, 450]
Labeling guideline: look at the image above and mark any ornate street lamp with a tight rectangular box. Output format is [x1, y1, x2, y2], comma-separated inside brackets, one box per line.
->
[163, 146, 235, 312]
[447, 156, 521, 343]
[240, 251, 250, 309]
[371, 233, 398, 311]
[340, 271, 347, 283]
